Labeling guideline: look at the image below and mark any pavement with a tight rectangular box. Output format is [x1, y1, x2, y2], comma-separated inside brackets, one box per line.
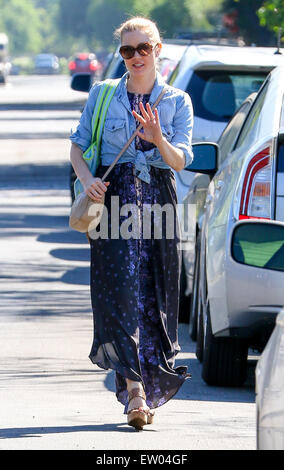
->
[0, 81, 256, 451]
[0, 75, 86, 109]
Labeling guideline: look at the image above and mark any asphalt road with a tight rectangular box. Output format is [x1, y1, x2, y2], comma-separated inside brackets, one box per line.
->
[0, 75, 257, 450]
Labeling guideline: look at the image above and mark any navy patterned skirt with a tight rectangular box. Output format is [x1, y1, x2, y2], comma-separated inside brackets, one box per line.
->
[89, 162, 190, 412]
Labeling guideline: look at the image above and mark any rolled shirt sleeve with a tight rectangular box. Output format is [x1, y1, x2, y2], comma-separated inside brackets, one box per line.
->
[70, 84, 99, 152]
[171, 91, 194, 168]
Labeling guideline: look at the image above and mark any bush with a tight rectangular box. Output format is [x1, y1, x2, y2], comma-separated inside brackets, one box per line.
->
[11, 56, 34, 75]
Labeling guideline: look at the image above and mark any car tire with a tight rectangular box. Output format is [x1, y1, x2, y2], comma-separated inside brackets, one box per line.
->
[189, 233, 200, 340]
[178, 258, 191, 323]
[202, 310, 248, 387]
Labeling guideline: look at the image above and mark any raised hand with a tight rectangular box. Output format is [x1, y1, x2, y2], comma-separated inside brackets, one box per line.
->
[132, 101, 164, 147]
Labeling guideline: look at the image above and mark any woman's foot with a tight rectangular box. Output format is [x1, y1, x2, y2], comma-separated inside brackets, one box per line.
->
[127, 387, 151, 430]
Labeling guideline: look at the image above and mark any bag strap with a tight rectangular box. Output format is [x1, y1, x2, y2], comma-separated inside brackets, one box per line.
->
[91, 79, 120, 150]
[95, 79, 120, 154]
[101, 87, 167, 182]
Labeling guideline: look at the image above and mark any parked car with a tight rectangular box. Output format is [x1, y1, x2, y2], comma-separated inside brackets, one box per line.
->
[182, 92, 258, 329]
[174, 45, 284, 322]
[183, 65, 284, 386]
[256, 306, 284, 450]
[34, 53, 59, 74]
[68, 52, 102, 78]
[169, 45, 284, 205]
[228, 219, 284, 449]
[169, 44, 284, 324]
[0, 32, 11, 83]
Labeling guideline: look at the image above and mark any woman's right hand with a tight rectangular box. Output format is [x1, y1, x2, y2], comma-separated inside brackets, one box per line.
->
[83, 177, 110, 202]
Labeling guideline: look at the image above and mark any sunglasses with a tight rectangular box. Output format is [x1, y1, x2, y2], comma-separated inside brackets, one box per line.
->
[119, 42, 156, 60]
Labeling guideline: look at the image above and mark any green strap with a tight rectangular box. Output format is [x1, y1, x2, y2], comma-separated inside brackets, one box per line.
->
[92, 79, 119, 145]
[96, 83, 118, 155]
[83, 78, 119, 162]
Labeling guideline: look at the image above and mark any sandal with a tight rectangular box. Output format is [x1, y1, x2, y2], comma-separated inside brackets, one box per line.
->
[127, 387, 154, 430]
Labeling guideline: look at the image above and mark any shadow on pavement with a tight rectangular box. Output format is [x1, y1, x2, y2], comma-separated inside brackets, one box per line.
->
[0, 213, 69, 229]
[0, 288, 91, 318]
[0, 423, 156, 439]
[61, 267, 90, 285]
[50, 248, 90, 262]
[38, 231, 87, 245]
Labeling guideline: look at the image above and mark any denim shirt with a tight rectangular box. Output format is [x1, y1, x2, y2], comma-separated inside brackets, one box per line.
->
[70, 72, 193, 184]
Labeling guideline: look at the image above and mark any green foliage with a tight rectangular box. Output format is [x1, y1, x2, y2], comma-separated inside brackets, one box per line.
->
[0, 0, 43, 54]
[0, 0, 226, 58]
[258, 0, 284, 35]
[11, 55, 34, 74]
[222, 0, 277, 45]
[150, 0, 193, 37]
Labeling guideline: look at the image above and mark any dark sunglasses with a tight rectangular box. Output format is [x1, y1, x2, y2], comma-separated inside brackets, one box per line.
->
[119, 42, 156, 60]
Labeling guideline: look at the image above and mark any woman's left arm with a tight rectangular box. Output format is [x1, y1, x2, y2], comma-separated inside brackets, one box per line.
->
[133, 92, 194, 172]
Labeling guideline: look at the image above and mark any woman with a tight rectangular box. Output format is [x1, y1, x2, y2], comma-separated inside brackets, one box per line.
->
[70, 17, 193, 430]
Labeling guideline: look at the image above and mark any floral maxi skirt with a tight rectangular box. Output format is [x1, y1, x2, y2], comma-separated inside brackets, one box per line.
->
[89, 162, 190, 412]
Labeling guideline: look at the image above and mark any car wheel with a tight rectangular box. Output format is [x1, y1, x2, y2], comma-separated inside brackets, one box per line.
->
[189, 233, 200, 340]
[178, 257, 191, 323]
[202, 309, 248, 387]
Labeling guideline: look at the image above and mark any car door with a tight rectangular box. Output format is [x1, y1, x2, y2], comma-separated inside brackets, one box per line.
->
[182, 95, 257, 299]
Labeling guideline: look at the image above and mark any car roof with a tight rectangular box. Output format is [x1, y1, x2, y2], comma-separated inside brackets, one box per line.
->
[179, 45, 284, 71]
[159, 41, 188, 61]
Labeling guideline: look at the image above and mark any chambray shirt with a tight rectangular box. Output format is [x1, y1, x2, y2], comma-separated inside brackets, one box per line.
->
[70, 72, 193, 184]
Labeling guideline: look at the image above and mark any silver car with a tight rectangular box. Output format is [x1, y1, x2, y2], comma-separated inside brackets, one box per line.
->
[256, 305, 284, 450]
[170, 45, 284, 320]
[230, 219, 284, 449]
[183, 65, 284, 386]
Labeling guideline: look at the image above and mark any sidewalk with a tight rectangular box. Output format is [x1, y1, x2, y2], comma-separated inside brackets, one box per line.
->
[0, 139, 256, 450]
[0, 184, 195, 450]
[0, 75, 86, 110]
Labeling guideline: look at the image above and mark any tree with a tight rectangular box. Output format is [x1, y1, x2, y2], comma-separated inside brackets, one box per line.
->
[258, 0, 284, 38]
[150, 0, 193, 38]
[57, 0, 91, 38]
[222, 0, 276, 45]
[0, 0, 43, 54]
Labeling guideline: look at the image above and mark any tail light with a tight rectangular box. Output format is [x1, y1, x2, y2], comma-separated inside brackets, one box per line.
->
[90, 60, 98, 71]
[68, 61, 76, 71]
[239, 146, 272, 220]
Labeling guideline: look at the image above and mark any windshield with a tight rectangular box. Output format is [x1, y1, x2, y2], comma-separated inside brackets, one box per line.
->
[186, 70, 267, 122]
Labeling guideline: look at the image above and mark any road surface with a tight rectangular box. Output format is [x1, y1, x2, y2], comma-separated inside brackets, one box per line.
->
[0, 75, 257, 450]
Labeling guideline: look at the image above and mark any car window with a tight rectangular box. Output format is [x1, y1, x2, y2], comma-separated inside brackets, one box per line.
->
[234, 81, 269, 150]
[218, 97, 255, 164]
[186, 70, 266, 123]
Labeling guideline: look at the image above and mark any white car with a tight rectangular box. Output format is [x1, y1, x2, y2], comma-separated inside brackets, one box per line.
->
[256, 305, 284, 450]
[0, 32, 10, 83]
[171, 45, 284, 320]
[183, 65, 284, 386]
[170, 44, 284, 205]
[229, 218, 284, 449]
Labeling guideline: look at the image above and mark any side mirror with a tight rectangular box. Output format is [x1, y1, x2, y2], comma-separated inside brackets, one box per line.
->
[71, 73, 93, 93]
[231, 220, 284, 272]
[184, 142, 218, 175]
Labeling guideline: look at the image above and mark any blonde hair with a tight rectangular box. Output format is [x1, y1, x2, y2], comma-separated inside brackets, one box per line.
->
[114, 17, 162, 44]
